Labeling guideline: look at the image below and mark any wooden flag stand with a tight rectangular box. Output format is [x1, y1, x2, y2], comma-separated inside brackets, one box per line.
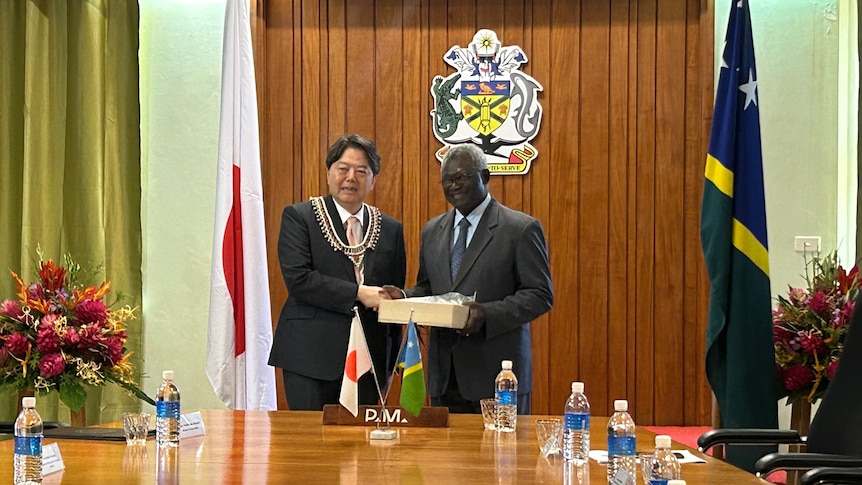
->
[322, 404, 449, 428]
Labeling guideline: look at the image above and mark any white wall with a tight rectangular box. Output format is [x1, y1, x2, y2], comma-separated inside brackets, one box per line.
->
[140, 0, 227, 410]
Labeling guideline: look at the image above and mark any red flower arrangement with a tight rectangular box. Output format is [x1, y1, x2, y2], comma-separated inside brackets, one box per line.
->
[0, 250, 154, 411]
[773, 251, 859, 404]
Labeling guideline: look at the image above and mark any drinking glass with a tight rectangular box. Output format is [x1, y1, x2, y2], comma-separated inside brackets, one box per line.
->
[535, 418, 563, 457]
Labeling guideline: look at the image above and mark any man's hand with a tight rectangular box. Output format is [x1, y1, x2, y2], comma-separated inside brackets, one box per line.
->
[358, 285, 383, 311]
[458, 302, 485, 336]
[380, 285, 405, 300]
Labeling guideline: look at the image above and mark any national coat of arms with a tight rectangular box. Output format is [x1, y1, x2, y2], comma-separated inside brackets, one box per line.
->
[430, 29, 543, 175]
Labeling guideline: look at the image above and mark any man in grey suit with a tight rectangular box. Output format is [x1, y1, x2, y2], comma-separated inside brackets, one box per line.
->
[269, 134, 406, 410]
[383, 144, 553, 414]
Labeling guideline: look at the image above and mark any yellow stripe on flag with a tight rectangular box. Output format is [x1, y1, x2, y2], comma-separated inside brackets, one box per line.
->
[403, 362, 422, 376]
[733, 218, 770, 276]
[705, 154, 734, 197]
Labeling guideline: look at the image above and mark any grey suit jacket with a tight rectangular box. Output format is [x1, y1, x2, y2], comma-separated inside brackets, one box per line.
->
[407, 198, 553, 401]
[268, 195, 406, 388]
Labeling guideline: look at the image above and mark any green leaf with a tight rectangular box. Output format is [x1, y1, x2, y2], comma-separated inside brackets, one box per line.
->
[106, 375, 156, 406]
[59, 380, 88, 412]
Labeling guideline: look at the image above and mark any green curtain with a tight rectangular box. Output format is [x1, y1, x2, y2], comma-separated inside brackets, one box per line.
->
[0, 0, 142, 425]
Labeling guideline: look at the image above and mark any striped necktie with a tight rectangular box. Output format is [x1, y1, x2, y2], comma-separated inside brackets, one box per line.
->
[450, 218, 470, 281]
[346, 216, 363, 284]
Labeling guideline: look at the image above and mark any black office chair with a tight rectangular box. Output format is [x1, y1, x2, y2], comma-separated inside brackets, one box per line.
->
[801, 467, 862, 485]
[698, 289, 862, 478]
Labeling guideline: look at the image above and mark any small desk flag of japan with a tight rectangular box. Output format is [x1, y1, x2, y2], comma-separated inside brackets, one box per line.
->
[339, 312, 372, 416]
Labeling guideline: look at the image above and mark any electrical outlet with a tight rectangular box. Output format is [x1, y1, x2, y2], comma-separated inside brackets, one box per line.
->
[794, 236, 821, 253]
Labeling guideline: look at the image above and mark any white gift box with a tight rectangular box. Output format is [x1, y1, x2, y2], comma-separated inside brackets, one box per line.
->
[378, 298, 469, 329]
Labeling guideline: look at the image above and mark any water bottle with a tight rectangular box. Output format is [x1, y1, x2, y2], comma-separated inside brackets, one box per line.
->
[156, 443, 179, 484]
[563, 381, 591, 464]
[494, 360, 518, 432]
[607, 399, 636, 484]
[647, 435, 681, 484]
[14, 396, 43, 485]
[156, 370, 181, 447]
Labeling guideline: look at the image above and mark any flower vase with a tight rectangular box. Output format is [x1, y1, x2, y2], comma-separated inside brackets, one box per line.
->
[787, 399, 813, 485]
[70, 407, 87, 427]
[789, 399, 812, 437]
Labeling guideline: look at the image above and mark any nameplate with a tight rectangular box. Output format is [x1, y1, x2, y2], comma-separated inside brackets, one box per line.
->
[42, 442, 65, 476]
[322, 405, 449, 427]
[179, 411, 206, 438]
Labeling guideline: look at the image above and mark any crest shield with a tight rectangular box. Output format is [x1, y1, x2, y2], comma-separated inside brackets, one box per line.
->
[430, 29, 543, 175]
[460, 81, 510, 136]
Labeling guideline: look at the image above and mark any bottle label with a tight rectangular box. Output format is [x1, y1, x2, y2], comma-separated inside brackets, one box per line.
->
[156, 401, 181, 419]
[564, 412, 589, 431]
[607, 435, 636, 456]
[14, 436, 42, 456]
[495, 390, 516, 405]
[648, 481, 668, 485]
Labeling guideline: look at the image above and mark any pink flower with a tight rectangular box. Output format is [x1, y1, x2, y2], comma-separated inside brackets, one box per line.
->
[0, 300, 23, 319]
[826, 360, 839, 380]
[784, 365, 814, 391]
[798, 331, 827, 356]
[36, 321, 61, 354]
[834, 299, 855, 328]
[104, 335, 125, 364]
[26, 284, 44, 302]
[38, 353, 65, 378]
[64, 327, 80, 346]
[5, 333, 29, 357]
[76, 324, 104, 351]
[788, 287, 808, 305]
[773, 324, 795, 344]
[75, 299, 107, 324]
[807, 291, 830, 314]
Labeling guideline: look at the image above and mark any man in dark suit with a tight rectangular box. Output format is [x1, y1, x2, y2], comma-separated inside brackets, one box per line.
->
[383, 144, 553, 414]
[268, 134, 406, 410]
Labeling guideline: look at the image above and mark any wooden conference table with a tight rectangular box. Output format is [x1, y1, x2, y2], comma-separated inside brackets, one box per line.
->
[0, 410, 770, 484]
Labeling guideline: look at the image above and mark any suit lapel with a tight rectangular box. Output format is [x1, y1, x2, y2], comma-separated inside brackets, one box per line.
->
[451, 199, 498, 288]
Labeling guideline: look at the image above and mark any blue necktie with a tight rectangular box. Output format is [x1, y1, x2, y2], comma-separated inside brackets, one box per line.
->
[450, 218, 470, 281]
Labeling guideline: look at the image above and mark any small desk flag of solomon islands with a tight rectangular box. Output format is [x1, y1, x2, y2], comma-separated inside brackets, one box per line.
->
[399, 318, 426, 416]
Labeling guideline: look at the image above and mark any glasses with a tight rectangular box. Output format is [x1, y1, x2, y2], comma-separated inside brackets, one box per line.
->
[440, 171, 478, 187]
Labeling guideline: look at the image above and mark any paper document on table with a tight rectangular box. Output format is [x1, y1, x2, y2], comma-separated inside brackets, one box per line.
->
[588, 449, 706, 464]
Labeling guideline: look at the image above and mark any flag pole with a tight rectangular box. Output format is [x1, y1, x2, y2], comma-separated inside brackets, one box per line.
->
[355, 307, 397, 440]
[376, 308, 415, 433]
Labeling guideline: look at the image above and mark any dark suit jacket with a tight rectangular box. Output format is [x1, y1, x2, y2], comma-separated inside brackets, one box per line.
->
[268, 195, 406, 393]
[407, 198, 553, 401]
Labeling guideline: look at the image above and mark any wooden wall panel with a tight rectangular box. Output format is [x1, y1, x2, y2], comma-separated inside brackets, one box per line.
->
[256, 0, 715, 424]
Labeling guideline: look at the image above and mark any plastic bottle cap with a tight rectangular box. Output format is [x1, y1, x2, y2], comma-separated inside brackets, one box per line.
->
[21, 397, 36, 408]
[501, 360, 513, 370]
[655, 435, 672, 448]
[571, 382, 584, 393]
[613, 399, 628, 411]
[667, 481, 687, 485]
[163, 370, 174, 380]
